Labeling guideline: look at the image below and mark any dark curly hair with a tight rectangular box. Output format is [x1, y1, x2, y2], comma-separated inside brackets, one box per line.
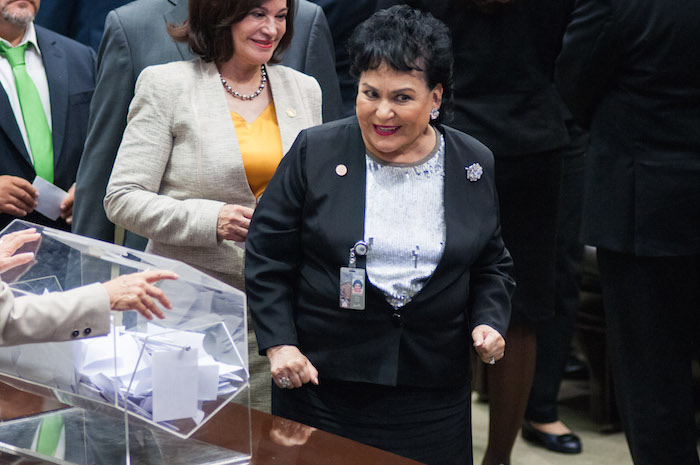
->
[168, 0, 296, 64]
[347, 5, 454, 123]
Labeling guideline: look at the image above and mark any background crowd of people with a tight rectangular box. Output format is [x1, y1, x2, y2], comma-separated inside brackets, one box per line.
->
[0, 0, 697, 464]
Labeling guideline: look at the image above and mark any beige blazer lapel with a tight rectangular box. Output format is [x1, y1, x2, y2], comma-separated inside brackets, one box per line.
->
[194, 60, 256, 207]
[190, 61, 322, 207]
[267, 65, 320, 153]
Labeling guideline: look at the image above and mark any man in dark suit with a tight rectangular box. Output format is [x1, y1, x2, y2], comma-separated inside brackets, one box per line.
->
[72, 0, 342, 249]
[556, 1, 700, 464]
[0, 0, 95, 232]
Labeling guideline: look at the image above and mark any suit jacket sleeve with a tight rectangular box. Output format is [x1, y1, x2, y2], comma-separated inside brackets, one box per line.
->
[555, 0, 620, 127]
[245, 132, 310, 353]
[103, 66, 224, 249]
[468, 220, 514, 337]
[450, 130, 514, 336]
[73, 10, 134, 243]
[0, 282, 110, 346]
[301, 5, 343, 122]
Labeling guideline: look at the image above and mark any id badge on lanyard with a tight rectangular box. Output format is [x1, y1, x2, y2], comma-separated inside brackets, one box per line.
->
[339, 240, 370, 310]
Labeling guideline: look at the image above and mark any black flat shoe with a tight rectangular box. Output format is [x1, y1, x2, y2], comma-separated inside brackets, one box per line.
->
[521, 422, 582, 454]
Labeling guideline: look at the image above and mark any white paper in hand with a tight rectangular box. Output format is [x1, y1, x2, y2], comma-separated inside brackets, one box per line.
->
[32, 176, 68, 220]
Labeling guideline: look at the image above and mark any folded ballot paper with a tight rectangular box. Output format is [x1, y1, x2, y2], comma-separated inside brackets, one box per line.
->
[76, 323, 245, 427]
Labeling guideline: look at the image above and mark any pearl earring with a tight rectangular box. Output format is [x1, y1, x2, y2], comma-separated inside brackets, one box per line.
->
[430, 108, 440, 120]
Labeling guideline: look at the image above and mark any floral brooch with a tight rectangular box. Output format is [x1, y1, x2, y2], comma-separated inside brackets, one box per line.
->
[465, 163, 483, 182]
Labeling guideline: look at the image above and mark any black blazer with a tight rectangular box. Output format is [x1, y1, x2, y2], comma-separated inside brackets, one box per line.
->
[0, 26, 96, 231]
[556, 0, 700, 256]
[245, 117, 514, 388]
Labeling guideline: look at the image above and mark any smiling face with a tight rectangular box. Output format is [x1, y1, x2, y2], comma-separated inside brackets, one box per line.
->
[356, 63, 443, 163]
[0, 0, 39, 26]
[231, 0, 287, 67]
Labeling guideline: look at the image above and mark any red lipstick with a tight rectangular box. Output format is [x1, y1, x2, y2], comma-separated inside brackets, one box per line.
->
[374, 125, 399, 136]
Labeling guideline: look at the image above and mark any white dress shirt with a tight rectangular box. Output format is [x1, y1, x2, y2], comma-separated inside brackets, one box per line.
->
[0, 22, 52, 164]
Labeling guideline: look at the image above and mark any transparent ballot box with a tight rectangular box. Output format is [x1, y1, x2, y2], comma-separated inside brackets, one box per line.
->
[0, 220, 251, 464]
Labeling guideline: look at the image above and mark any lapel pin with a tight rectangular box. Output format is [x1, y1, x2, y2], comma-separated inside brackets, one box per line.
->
[465, 163, 483, 182]
[286, 108, 297, 118]
[336, 164, 348, 176]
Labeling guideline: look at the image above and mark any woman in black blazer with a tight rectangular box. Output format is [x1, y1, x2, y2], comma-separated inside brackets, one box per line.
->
[378, 0, 577, 461]
[245, 6, 514, 465]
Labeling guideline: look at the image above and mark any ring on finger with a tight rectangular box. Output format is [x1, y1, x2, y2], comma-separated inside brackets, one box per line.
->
[489, 356, 496, 365]
[279, 376, 292, 389]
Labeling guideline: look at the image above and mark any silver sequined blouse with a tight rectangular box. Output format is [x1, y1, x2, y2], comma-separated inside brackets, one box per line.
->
[364, 131, 446, 309]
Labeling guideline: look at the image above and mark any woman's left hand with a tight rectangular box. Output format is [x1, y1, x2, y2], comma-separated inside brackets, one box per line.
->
[217, 204, 255, 242]
[472, 324, 505, 364]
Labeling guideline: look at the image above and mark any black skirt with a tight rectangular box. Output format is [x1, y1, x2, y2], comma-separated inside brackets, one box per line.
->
[272, 379, 472, 465]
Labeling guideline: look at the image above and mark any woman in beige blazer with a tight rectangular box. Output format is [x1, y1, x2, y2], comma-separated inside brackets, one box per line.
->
[104, 0, 322, 291]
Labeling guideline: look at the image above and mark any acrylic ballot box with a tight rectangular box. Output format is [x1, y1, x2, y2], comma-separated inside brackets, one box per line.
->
[0, 220, 251, 464]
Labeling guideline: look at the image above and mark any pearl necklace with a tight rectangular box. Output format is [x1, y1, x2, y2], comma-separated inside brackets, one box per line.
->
[220, 64, 267, 101]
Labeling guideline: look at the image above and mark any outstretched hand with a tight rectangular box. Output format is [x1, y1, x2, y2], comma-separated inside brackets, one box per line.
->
[101, 270, 179, 320]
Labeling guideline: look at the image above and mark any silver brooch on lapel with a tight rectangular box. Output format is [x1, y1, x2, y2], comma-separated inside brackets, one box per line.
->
[465, 163, 483, 182]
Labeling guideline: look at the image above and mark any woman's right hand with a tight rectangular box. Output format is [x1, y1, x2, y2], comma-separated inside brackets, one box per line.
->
[102, 270, 179, 320]
[267, 345, 319, 389]
[217, 204, 255, 242]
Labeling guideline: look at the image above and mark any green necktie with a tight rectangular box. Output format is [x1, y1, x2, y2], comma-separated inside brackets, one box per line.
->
[0, 42, 54, 183]
[36, 414, 63, 456]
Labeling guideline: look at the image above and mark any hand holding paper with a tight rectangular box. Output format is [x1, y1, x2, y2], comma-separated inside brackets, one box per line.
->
[0, 175, 37, 217]
[59, 184, 75, 224]
[32, 176, 67, 221]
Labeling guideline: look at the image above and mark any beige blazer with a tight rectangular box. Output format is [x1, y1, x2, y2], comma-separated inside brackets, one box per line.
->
[104, 59, 323, 286]
[0, 281, 110, 346]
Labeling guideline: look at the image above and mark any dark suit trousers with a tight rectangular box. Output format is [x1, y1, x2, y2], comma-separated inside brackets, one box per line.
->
[597, 248, 700, 465]
[526, 152, 585, 423]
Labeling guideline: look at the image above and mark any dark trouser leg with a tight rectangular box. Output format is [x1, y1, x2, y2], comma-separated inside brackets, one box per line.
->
[597, 249, 700, 465]
[525, 313, 577, 422]
[526, 153, 585, 423]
